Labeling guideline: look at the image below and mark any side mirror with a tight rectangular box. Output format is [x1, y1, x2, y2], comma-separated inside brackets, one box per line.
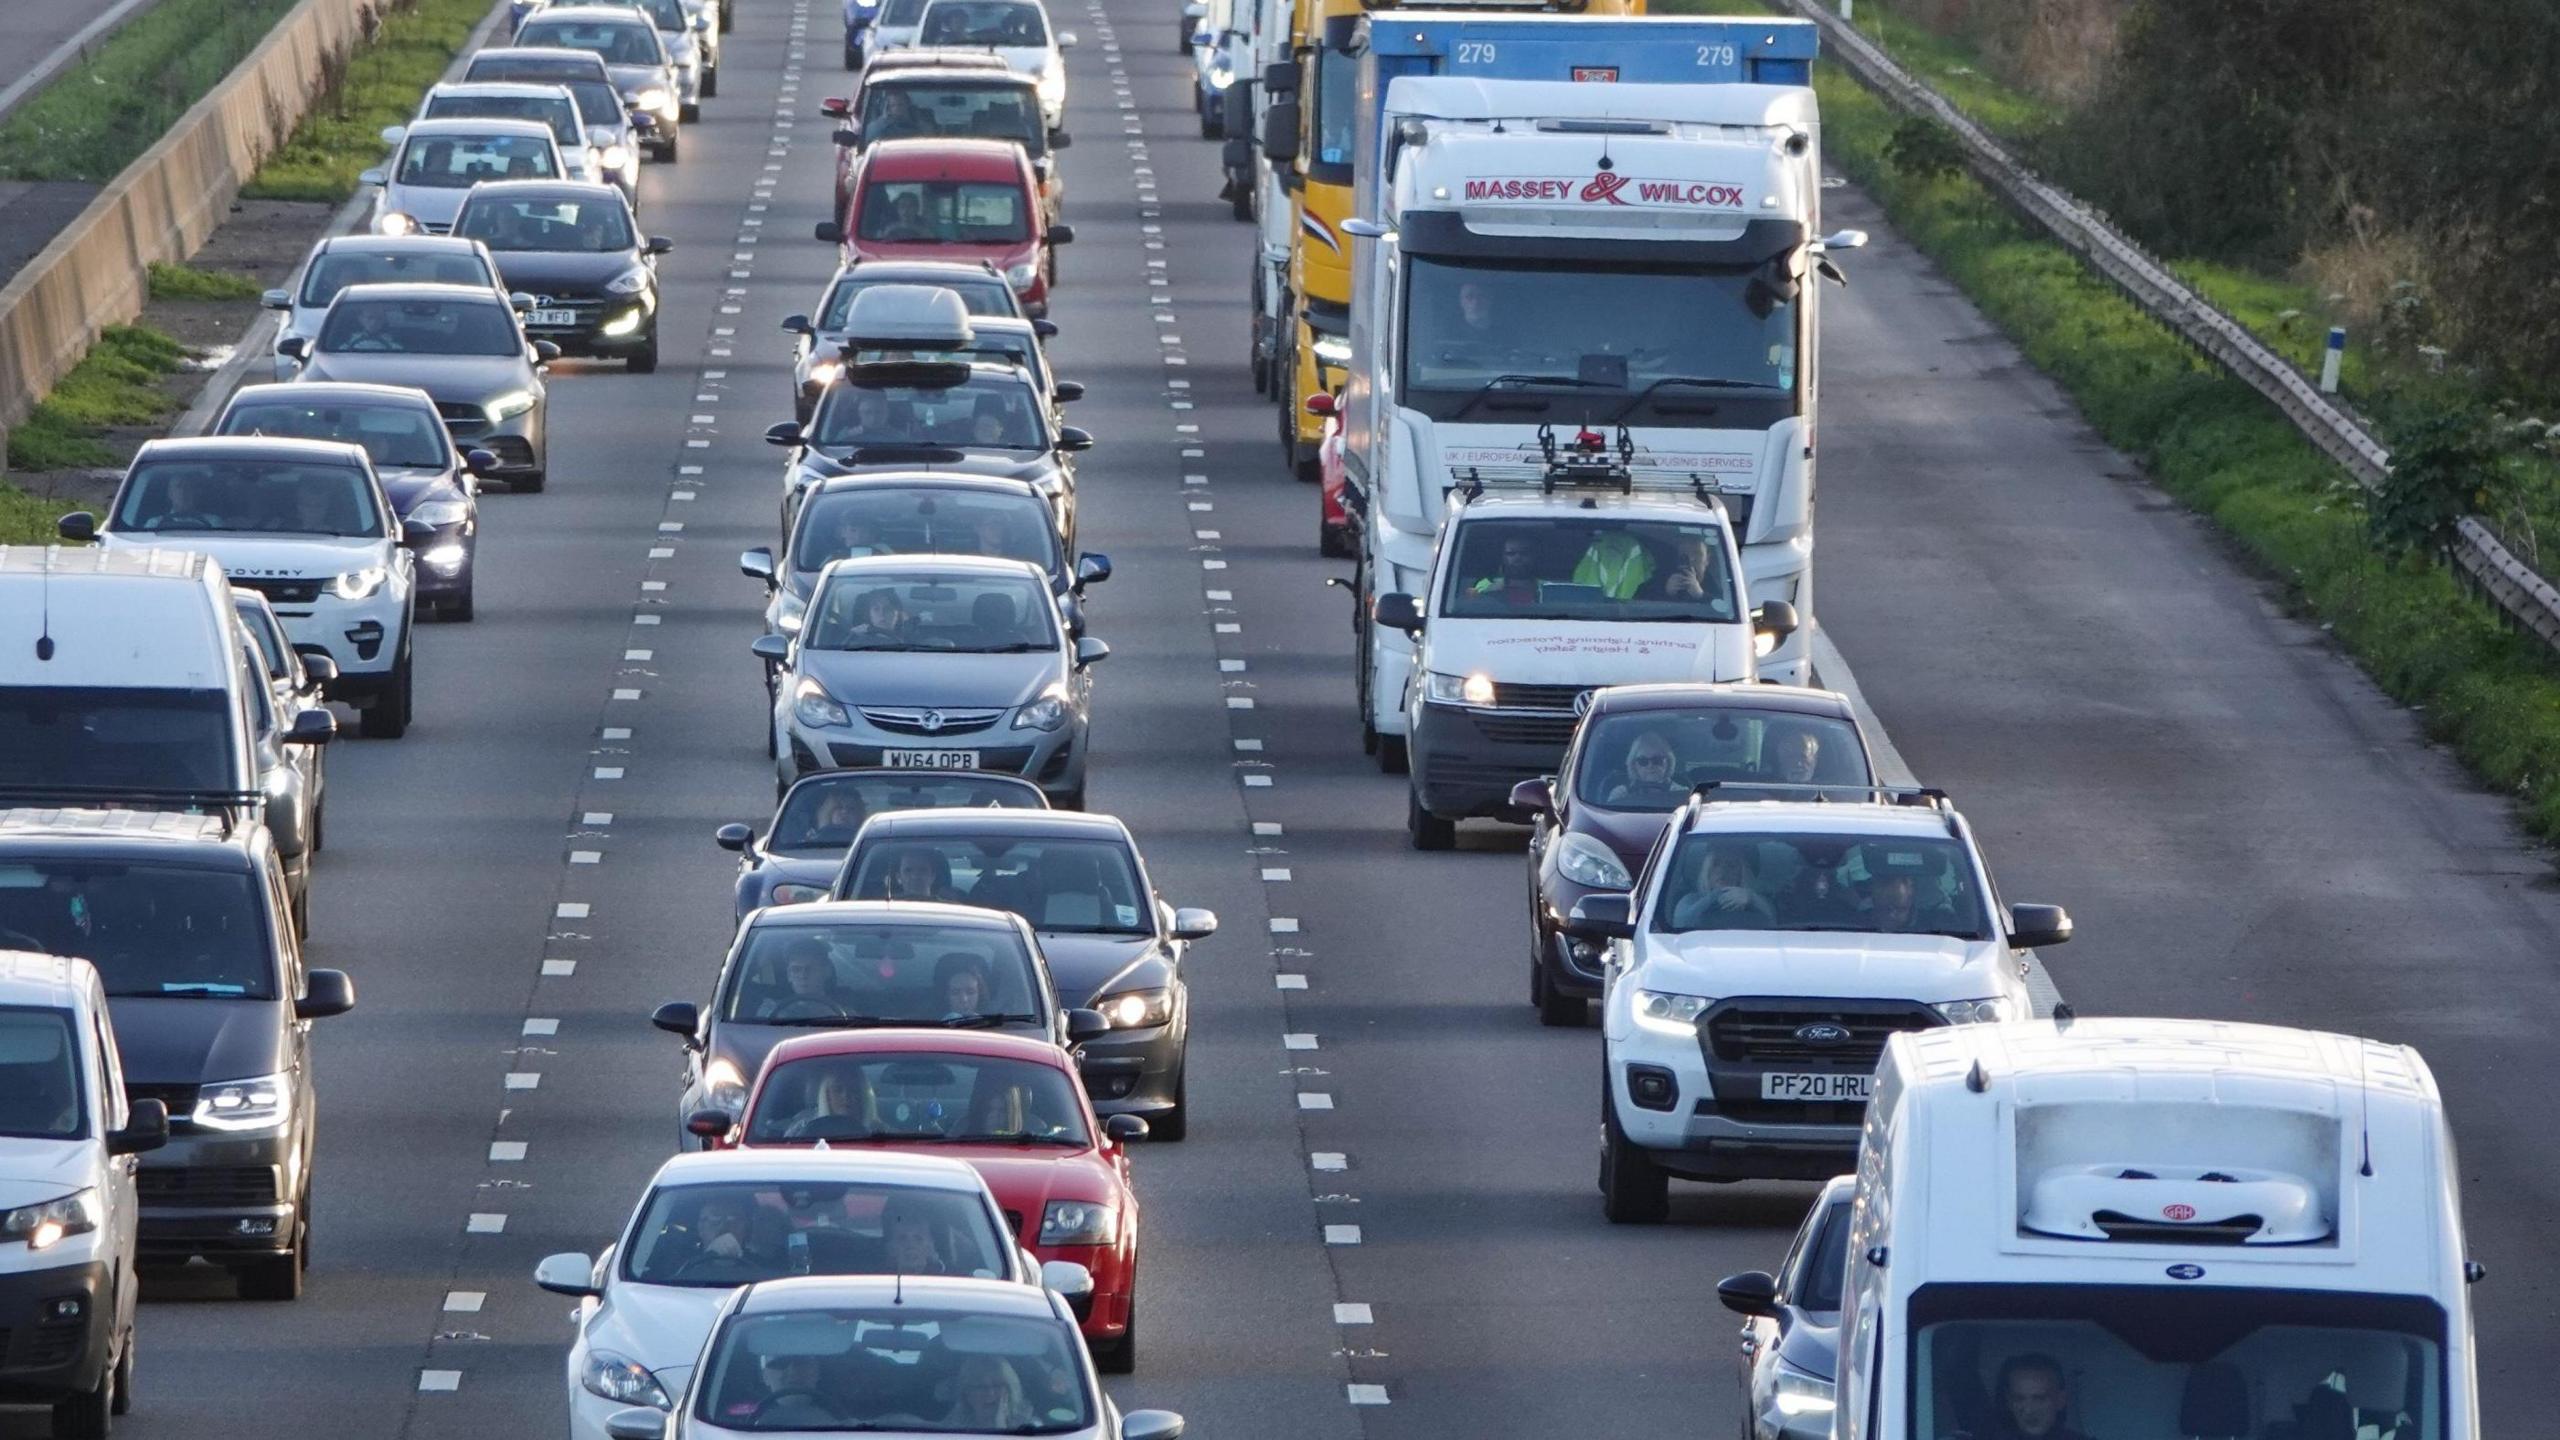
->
[510, 291, 536, 312]
[1261, 100, 1300, 163]
[1057, 29, 1078, 46]
[1750, 599, 1801, 657]
[1716, 1270, 1781, 1319]
[1817, 228, 1870, 251]
[1509, 777, 1555, 817]
[1073, 635, 1110, 668]
[464, 447, 500, 475]
[534, 1251, 602, 1298]
[603, 1409, 668, 1440]
[1122, 1412, 1186, 1440]
[55, 512, 97, 543]
[277, 336, 311, 360]
[1261, 60, 1296, 95]
[645, 235, 674, 256]
[297, 968, 357, 1020]
[1188, 22, 1209, 45]
[818, 96, 850, 117]
[1064, 1007, 1109, 1044]
[814, 220, 845, 244]
[2006, 903, 2073, 949]
[1049, 129, 1072, 149]
[1032, 319, 1058, 339]
[1102, 1113, 1149, 1144]
[749, 633, 792, 664]
[713, 822, 754, 853]
[260, 288, 292, 311]
[1303, 391, 1337, 417]
[1046, 222, 1075, 245]
[1372, 592, 1422, 636]
[380, 125, 408, 147]
[1040, 1259, 1096, 1319]
[107, 1099, 168, 1157]
[781, 313, 814, 335]
[764, 421, 805, 448]
[293, 646, 339, 687]
[1170, 907, 1218, 941]
[832, 126, 861, 147]
[684, 1108, 734, 1139]
[1222, 134, 1252, 169]
[630, 110, 658, 131]
[533, 340, 561, 362]
[1074, 552, 1111, 588]
[1565, 893, 1634, 941]
[400, 517, 437, 546]
[357, 168, 385, 187]
[284, 709, 337, 747]
[651, 1000, 701, 1038]
[1052, 380, 1085, 403]
[740, 547, 776, 582]
[1055, 426, 1094, 453]
[1341, 217, 1390, 240]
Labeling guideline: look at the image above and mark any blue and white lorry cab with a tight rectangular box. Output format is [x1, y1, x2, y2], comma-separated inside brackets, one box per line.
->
[1835, 1019, 2480, 1440]
[1334, 15, 1860, 777]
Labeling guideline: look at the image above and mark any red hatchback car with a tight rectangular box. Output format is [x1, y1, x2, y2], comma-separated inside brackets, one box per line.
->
[815, 137, 1072, 316]
[730, 1028, 1148, 1369]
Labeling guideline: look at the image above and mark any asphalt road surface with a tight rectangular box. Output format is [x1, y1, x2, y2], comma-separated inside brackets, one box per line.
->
[32, 0, 2559, 1434]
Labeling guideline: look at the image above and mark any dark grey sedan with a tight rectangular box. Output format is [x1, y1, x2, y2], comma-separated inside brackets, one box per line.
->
[715, 768, 1047, 923]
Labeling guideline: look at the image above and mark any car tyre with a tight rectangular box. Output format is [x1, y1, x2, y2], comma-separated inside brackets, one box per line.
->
[52, 1362, 111, 1439]
[628, 329, 660, 373]
[1407, 788, 1454, 851]
[1377, 733, 1408, 775]
[659, 131, 681, 162]
[680, 101, 701, 122]
[515, 469, 546, 493]
[844, 40, 860, 68]
[108, 1322, 133, 1416]
[1319, 520, 1351, 558]
[311, 792, 326, 853]
[1532, 947, 1584, 1027]
[442, 585, 475, 623]
[1151, 1067, 1187, 1142]
[1600, 1086, 1670, 1224]
[1199, 104, 1221, 140]
[358, 640, 412, 739]
[702, 65, 719, 98]
[1091, 1296, 1136, 1374]
[1230, 181, 1253, 222]
[1276, 344, 1301, 472]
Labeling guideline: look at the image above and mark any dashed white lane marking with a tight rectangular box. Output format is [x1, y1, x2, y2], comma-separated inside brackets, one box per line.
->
[1347, 1385, 1390, 1406]
[504, 1072, 540, 1091]
[1194, 529, 1219, 539]
[1244, 775, 1273, 788]
[690, 413, 716, 424]
[1253, 822, 1283, 836]
[1334, 1303, 1373, 1325]
[582, 812, 611, 825]
[541, 959, 576, 977]
[1311, 1152, 1347, 1171]
[1275, 974, 1308, 990]
[642, 580, 667, 592]
[648, 547, 674, 559]
[624, 649, 653, 660]
[523, 1018, 559, 1036]
[1215, 622, 1241, 634]
[419, 1370, 463, 1393]
[570, 850, 602, 865]
[612, 688, 642, 701]
[1284, 1034, 1318, 1050]
[465, 1213, 506, 1234]
[1269, 917, 1299, 933]
[1206, 589, 1232, 600]
[1324, 1225, 1362, 1245]
[634, 613, 662, 626]
[1262, 868, 1292, 881]
[1189, 501, 1213, 512]
[1234, 739, 1263, 752]
[1226, 696, 1254, 708]
[443, 1292, 485, 1313]
[1298, 1092, 1333, 1111]
[601, 727, 631, 740]
[490, 1141, 528, 1162]
[592, 767, 623, 780]
[554, 902, 590, 919]
[1201, 558, 1227, 570]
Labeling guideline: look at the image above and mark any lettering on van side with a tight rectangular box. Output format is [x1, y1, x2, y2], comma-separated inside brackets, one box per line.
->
[1460, 173, 1750, 210]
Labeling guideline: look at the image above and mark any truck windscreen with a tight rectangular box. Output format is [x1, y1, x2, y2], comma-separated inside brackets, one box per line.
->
[1310, 37, 1356, 184]
[1399, 256, 1797, 422]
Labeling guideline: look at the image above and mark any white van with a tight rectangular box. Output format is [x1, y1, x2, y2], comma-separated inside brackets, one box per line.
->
[1836, 1017, 2479, 1440]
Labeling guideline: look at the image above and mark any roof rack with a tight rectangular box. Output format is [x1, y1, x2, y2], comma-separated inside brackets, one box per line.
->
[1449, 422, 1742, 506]
[1690, 781, 1951, 809]
[0, 786, 263, 835]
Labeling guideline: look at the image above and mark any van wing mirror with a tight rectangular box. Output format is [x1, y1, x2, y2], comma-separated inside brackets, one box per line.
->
[1372, 592, 1422, 635]
[298, 968, 357, 1019]
[284, 709, 337, 747]
[1715, 1270, 1781, 1319]
[1261, 100, 1300, 162]
[108, 1099, 169, 1157]
[2006, 903, 2072, 949]
[740, 547, 776, 582]
[1565, 893, 1634, 941]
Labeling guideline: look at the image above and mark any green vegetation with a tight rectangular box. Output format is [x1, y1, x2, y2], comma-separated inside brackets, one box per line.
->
[0, 485, 66, 547]
[0, 0, 302, 182]
[147, 261, 265, 301]
[246, 0, 504, 202]
[3, 326, 189, 474]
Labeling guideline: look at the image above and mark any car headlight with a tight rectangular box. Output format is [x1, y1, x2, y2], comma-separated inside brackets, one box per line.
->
[1005, 262, 1038, 290]
[582, 1350, 673, 1409]
[486, 389, 538, 421]
[1097, 988, 1171, 1029]
[702, 1056, 748, 1113]
[375, 211, 418, 237]
[773, 589, 808, 633]
[636, 87, 673, 111]
[807, 358, 843, 387]
[769, 883, 829, 905]
[1037, 69, 1065, 100]
[606, 267, 652, 296]
[1555, 832, 1632, 891]
[1, 1190, 99, 1252]
[1422, 671, 1495, 706]
[1039, 1200, 1117, 1246]
[1011, 688, 1071, 732]
[1773, 1360, 1836, 1420]
[1632, 989, 1714, 1036]
[1312, 332, 1352, 369]
[408, 497, 471, 527]
[602, 305, 647, 336]
[602, 143, 631, 169]
[792, 676, 849, 729]
[193, 1072, 292, 1131]
[330, 566, 389, 601]
[1933, 997, 2018, 1025]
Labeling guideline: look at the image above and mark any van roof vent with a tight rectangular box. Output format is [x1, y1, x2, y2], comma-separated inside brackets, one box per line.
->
[2021, 1164, 2330, 1246]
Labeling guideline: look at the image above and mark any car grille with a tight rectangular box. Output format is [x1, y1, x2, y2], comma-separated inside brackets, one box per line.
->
[0, 1324, 84, 1369]
[125, 1083, 199, 1118]
[1488, 681, 1587, 711]
[1704, 1002, 1940, 1067]
[436, 400, 489, 426]
[829, 742, 1035, 770]
[858, 707, 1003, 736]
[138, 1166, 280, 1206]
[477, 435, 538, 469]
[230, 576, 325, 606]
[1469, 711, 1578, 747]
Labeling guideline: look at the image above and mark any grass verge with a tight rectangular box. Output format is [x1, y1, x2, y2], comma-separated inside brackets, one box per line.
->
[2, 326, 189, 475]
[147, 261, 266, 301]
[0, 485, 67, 547]
[0, 0, 304, 182]
[245, 0, 504, 203]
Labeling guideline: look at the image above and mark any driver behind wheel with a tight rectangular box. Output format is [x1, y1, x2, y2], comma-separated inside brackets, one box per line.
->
[756, 937, 848, 1018]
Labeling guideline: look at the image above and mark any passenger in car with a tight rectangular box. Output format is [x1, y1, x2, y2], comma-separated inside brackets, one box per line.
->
[1671, 844, 1774, 929]
[1604, 731, 1686, 808]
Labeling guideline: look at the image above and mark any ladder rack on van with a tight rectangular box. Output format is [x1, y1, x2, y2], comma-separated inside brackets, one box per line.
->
[1448, 422, 1744, 506]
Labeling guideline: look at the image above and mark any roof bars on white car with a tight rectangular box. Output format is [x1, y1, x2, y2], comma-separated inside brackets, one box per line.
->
[1688, 781, 1951, 809]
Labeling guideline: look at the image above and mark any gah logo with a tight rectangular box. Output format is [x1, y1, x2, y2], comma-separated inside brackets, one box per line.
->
[2162, 1203, 2198, 1222]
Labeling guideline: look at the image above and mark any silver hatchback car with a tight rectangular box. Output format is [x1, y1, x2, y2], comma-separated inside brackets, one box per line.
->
[756, 555, 1107, 807]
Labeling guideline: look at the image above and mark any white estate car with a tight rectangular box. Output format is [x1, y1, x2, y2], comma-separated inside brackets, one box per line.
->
[1568, 787, 2072, 1221]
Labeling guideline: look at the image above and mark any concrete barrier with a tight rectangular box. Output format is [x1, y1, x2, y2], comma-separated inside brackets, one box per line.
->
[0, 0, 391, 457]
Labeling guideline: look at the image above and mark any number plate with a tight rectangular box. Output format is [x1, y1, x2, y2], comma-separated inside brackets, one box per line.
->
[528, 308, 579, 327]
[1759, 1071, 1874, 1103]
[884, 749, 980, 769]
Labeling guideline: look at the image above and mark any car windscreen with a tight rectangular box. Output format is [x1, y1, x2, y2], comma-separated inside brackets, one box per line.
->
[919, 0, 1048, 46]
[299, 249, 495, 306]
[218, 398, 450, 470]
[0, 687, 237, 794]
[0, 1007, 85, 1140]
[791, 488, 1058, 577]
[803, 570, 1056, 654]
[1573, 709, 1870, 812]
[695, 1306, 1093, 1434]
[1650, 832, 1991, 940]
[820, 274, 1015, 329]
[115, 457, 384, 538]
[395, 132, 558, 187]
[425, 93, 582, 146]
[455, 194, 632, 252]
[519, 18, 663, 65]
[319, 296, 521, 356]
[622, 1179, 1010, 1286]
[560, 77, 626, 123]
[771, 773, 1044, 854]
[840, 836, 1146, 936]
[0, 860, 276, 999]
[863, 82, 1044, 155]
[748, 1053, 1089, 1146]
[857, 179, 1029, 245]
[811, 377, 1043, 450]
[719, 920, 1041, 1024]
[1441, 517, 1739, 623]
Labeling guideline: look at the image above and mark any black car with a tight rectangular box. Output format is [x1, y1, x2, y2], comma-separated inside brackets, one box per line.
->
[452, 179, 670, 371]
[1509, 684, 1875, 1026]
[782, 258, 1032, 422]
[650, 900, 1103, 1148]
[828, 810, 1216, 1138]
[0, 807, 356, 1299]
[211, 381, 493, 620]
[716, 768, 1049, 923]
[1719, 1175, 1852, 1440]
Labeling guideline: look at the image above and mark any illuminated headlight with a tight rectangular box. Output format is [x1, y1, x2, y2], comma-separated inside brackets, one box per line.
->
[1098, 988, 1171, 1029]
[793, 676, 849, 728]
[769, 883, 829, 905]
[602, 143, 631, 169]
[193, 1072, 292, 1131]
[330, 566, 389, 601]
[1633, 989, 1713, 1036]
[581, 1351, 673, 1409]
[1005, 262, 1038, 290]
[702, 1057, 748, 1114]
[1011, 688, 1071, 732]
[421, 543, 468, 571]
[1933, 997, 2018, 1025]
[773, 589, 808, 633]
[1555, 832, 1631, 890]
[606, 267, 652, 297]
[1422, 670, 1495, 706]
[602, 305, 647, 336]
[376, 211, 418, 237]
[1, 1190, 99, 1252]
[636, 87, 673, 111]
[1773, 1360, 1836, 1420]
[1311, 332, 1352, 368]
[1039, 1200, 1117, 1246]
[807, 358, 843, 387]
[1036, 69, 1065, 103]
[486, 389, 538, 421]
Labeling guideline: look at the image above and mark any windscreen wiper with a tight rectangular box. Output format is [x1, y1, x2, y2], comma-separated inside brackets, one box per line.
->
[1608, 375, 1775, 424]
[1448, 373, 1609, 423]
[940, 1011, 1042, 1028]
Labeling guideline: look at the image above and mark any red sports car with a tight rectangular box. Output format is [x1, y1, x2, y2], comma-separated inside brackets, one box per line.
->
[730, 1028, 1149, 1370]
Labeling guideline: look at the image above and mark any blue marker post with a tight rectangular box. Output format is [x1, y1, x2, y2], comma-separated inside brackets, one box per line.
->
[2320, 326, 2345, 394]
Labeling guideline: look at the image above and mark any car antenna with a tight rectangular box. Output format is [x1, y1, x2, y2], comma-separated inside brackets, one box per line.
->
[894, 1270, 904, 1305]
[2051, 1001, 2074, 1031]
[2355, 1037, 2374, 1178]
